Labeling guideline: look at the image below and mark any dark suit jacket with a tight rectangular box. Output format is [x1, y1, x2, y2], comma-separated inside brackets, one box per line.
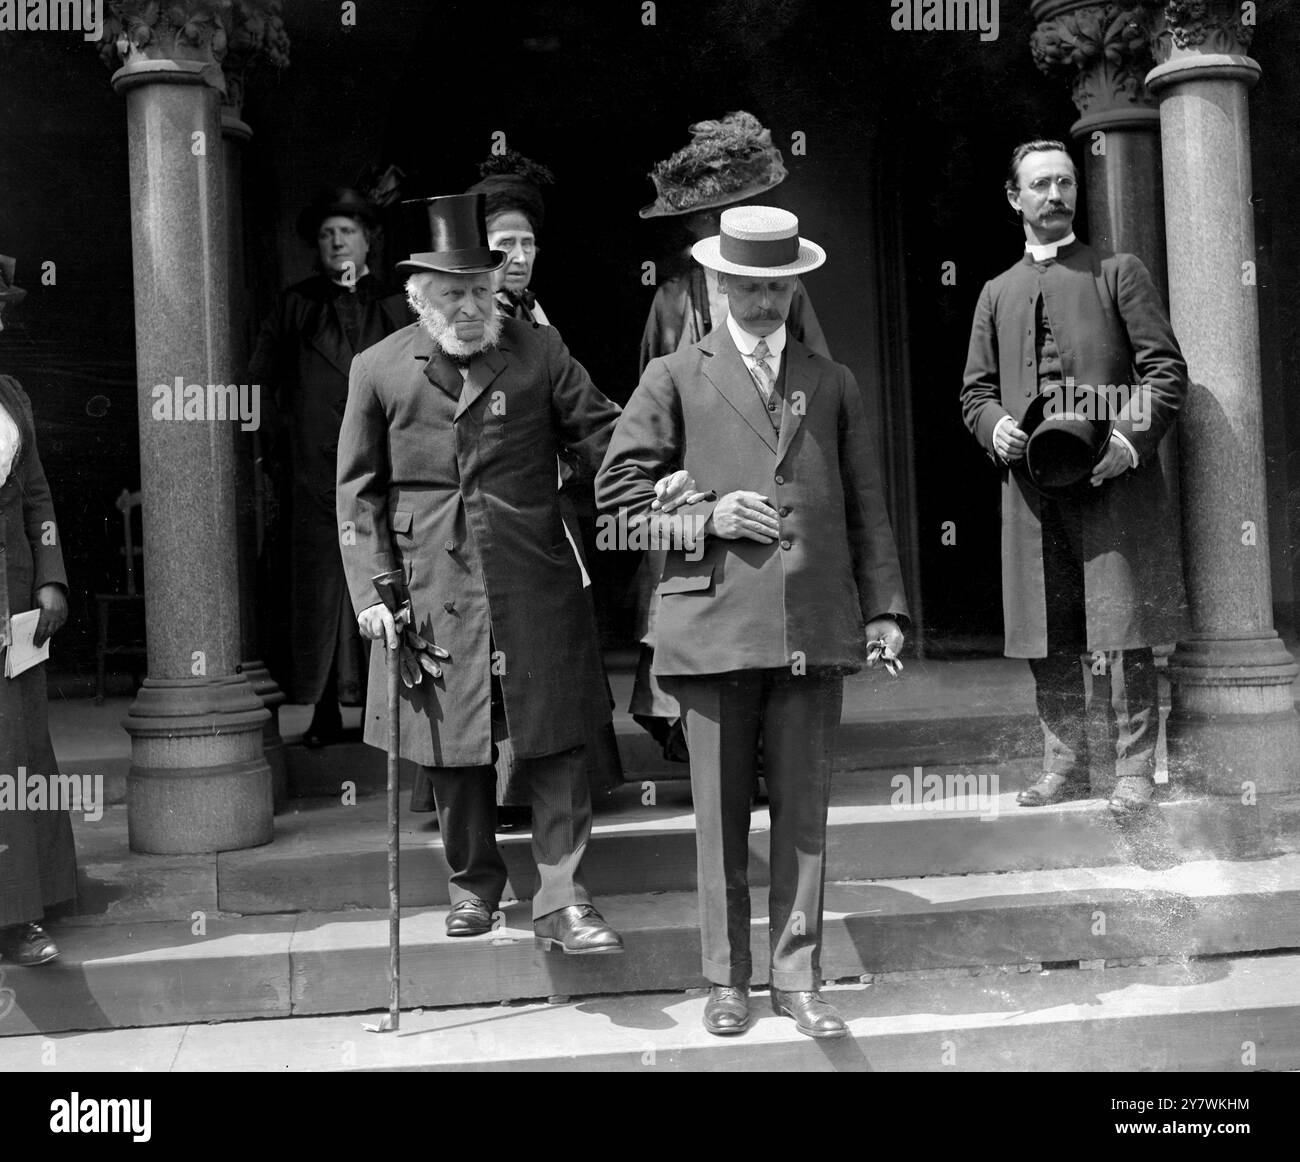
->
[959, 241, 1189, 656]
[249, 273, 409, 701]
[336, 318, 621, 767]
[597, 325, 908, 676]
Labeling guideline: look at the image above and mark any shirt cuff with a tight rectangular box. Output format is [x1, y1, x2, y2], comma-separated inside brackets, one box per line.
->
[992, 414, 1014, 462]
[1111, 430, 1139, 469]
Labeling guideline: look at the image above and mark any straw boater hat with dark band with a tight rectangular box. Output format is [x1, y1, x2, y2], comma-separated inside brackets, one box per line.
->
[690, 206, 825, 278]
[396, 193, 505, 276]
[640, 111, 787, 219]
[0, 255, 27, 306]
[295, 187, 381, 244]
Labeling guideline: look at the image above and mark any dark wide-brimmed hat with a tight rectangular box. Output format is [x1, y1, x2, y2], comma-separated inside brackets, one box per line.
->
[296, 187, 380, 243]
[1019, 384, 1115, 497]
[466, 151, 554, 236]
[0, 255, 26, 306]
[395, 193, 505, 276]
[640, 110, 788, 220]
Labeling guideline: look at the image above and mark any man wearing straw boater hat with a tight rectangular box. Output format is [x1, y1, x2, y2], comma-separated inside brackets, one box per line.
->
[960, 139, 1189, 818]
[336, 193, 625, 953]
[598, 206, 909, 1038]
[632, 112, 832, 764]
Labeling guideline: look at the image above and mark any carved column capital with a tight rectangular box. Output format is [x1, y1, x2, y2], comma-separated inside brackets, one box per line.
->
[1030, 1, 1164, 123]
[98, 0, 288, 104]
[221, 0, 290, 119]
[1152, 0, 1255, 63]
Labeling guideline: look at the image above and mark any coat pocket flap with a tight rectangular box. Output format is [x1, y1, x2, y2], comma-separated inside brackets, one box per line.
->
[657, 565, 714, 594]
[390, 509, 413, 534]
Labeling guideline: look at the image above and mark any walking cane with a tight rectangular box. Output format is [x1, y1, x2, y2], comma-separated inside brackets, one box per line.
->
[365, 568, 411, 1034]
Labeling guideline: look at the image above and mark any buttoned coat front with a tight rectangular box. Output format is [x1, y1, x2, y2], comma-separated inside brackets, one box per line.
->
[336, 318, 621, 767]
[596, 325, 908, 675]
[960, 241, 1189, 658]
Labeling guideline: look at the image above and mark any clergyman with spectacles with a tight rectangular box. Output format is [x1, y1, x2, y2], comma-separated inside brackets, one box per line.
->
[959, 139, 1189, 818]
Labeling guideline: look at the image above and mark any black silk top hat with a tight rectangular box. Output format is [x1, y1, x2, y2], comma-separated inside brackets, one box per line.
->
[296, 187, 380, 243]
[0, 255, 27, 306]
[1019, 384, 1115, 498]
[396, 194, 505, 276]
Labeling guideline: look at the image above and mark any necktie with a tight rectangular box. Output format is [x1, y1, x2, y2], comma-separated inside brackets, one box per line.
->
[749, 339, 775, 399]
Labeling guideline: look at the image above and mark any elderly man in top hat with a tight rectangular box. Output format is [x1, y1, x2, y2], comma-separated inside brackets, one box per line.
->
[250, 187, 410, 748]
[336, 193, 625, 952]
[633, 111, 832, 763]
[960, 139, 1189, 817]
[598, 206, 909, 1037]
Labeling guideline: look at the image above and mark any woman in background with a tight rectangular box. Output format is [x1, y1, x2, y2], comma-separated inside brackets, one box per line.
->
[0, 255, 75, 967]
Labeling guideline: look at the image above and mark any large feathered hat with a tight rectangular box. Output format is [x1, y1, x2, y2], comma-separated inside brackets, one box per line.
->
[640, 111, 787, 219]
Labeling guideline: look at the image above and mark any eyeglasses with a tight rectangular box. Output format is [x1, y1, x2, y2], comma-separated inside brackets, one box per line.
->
[1023, 176, 1077, 195]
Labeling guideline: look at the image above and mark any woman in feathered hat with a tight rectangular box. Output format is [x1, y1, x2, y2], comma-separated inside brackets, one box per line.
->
[250, 188, 411, 747]
[0, 256, 76, 966]
[463, 154, 626, 827]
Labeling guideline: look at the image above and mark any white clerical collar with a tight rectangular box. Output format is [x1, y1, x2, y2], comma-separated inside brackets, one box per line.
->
[726, 313, 786, 358]
[1025, 232, 1076, 262]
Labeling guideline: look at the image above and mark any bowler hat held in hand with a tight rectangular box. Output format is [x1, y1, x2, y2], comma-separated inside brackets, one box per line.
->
[1018, 383, 1114, 498]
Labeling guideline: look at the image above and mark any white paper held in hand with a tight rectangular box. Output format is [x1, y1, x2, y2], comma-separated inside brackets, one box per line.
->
[4, 609, 50, 679]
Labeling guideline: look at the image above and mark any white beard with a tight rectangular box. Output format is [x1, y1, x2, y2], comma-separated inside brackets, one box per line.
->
[406, 278, 502, 357]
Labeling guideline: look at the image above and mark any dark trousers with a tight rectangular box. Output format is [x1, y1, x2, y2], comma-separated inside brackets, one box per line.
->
[663, 669, 843, 991]
[1033, 498, 1159, 782]
[419, 745, 594, 920]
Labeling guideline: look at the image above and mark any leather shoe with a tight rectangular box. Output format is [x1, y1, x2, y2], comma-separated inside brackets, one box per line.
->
[703, 985, 750, 1036]
[1108, 774, 1155, 819]
[445, 898, 496, 938]
[770, 989, 848, 1039]
[1017, 771, 1090, 807]
[534, 905, 624, 954]
[0, 922, 60, 966]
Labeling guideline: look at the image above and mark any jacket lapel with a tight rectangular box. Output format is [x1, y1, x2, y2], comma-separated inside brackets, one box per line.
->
[775, 338, 820, 465]
[700, 326, 777, 454]
[454, 342, 507, 421]
[414, 331, 463, 401]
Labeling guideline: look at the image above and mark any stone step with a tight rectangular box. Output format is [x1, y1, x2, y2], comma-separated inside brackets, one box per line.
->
[3, 951, 1298, 1072]
[280, 711, 1045, 798]
[214, 776, 1257, 913]
[5, 854, 1298, 1037]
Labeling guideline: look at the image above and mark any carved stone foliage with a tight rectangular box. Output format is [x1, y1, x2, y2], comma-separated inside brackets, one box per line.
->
[1031, 2, 1164, 115]
[1152, 0, 1255, 62]
[97, 0, 288, 104]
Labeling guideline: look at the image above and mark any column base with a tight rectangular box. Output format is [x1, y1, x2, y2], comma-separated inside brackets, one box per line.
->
[124, 675, 273, 853]
[1166, 635, 1300, 796]
[239, 659, 288, 812]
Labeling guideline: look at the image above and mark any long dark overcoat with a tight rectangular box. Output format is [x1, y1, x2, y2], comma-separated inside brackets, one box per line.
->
[597, 326, 909, 674]
[336, 318, 621, 768]
[250, 273, 409, 704]
[960, 240, 1189, 658]
[0, 374, 76, 928]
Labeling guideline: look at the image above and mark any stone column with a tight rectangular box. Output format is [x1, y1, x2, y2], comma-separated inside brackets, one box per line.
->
[1030, 1, 1166, 277]
[220, 6, 290, 809]
[1146, 1, 1300, 795]
[108, 0, 273, 851]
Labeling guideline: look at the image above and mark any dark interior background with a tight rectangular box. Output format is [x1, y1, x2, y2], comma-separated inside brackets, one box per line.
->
[1, 0, 1297, 677]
